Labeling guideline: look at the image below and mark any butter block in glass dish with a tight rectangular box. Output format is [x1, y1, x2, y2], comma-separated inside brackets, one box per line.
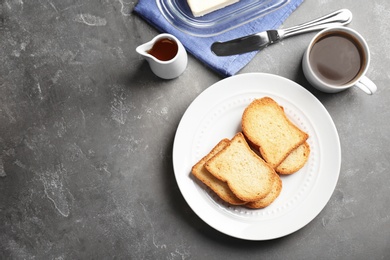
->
[187, 0, 240, 17]
[157, 0, 290, 37]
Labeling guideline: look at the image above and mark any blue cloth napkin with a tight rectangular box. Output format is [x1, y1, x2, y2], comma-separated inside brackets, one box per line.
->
[134, 0, 304, 77]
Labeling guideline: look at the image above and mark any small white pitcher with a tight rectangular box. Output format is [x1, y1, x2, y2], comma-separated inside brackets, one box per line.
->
[136, 33, 188, 79]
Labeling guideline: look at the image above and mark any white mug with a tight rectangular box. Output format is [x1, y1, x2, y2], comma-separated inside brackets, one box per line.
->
[136, 33, 187, 79]
[302, 26, 377, 94]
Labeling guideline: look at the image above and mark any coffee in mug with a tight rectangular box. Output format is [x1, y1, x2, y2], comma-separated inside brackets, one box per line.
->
[302, 27, 377, 94]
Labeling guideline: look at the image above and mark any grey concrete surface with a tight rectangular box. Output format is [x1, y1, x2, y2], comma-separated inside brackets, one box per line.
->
[1, 0, 389, 259]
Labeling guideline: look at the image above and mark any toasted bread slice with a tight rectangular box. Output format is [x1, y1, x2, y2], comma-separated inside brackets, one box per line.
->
[244, 135, 310, 175]
[191, 139, 247, 205]
[246, 172, 282, 209]
[205, 132, 275, 202]
[242, 97, 309, 168]
[276, 142, 310, 175]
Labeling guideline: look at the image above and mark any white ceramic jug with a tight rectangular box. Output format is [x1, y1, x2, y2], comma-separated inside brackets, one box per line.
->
[136, 33, 187, 79]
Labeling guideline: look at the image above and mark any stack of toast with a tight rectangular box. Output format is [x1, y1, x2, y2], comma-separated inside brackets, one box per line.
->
[191, 97, 310, 208]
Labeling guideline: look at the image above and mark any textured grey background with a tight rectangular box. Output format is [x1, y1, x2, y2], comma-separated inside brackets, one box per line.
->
[1, 0, 389, 259]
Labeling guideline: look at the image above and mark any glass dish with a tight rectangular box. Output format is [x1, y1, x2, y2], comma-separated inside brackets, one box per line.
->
[156, 0, 290, 37]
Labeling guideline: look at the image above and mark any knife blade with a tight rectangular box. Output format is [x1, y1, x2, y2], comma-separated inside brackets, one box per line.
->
[211, 9, 353, 56]
[211, 30, 281, 56]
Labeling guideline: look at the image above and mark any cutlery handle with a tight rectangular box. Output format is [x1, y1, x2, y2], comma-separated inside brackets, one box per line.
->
[280, 9, 353, 38]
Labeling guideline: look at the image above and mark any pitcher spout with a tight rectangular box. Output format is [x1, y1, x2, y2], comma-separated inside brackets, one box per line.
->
[136, 41, 153, 57]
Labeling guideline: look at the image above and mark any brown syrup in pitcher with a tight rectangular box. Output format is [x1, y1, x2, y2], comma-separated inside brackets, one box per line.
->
[310, 32, 365, 86]
[147, 38, 178, 61]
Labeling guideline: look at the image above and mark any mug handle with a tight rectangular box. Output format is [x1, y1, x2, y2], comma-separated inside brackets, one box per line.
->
[355, 76, 377, 95]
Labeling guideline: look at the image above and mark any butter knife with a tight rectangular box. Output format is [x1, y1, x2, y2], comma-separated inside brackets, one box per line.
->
[211, 9, 352, 56]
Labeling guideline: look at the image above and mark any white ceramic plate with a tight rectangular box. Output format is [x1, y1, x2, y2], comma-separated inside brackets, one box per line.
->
[172, 73, 341, 240]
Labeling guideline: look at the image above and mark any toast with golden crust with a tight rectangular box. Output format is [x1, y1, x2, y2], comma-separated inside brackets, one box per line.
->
[245, 171, 282, 209]
[205, 132, 276, 202]
[242, 97, 309, 169]
[191, 139, 247, 205]
[276, 141, 310, 175]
